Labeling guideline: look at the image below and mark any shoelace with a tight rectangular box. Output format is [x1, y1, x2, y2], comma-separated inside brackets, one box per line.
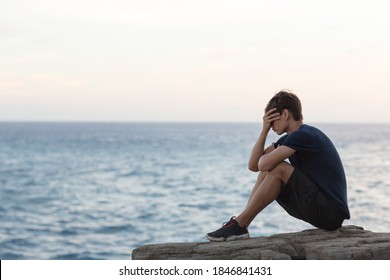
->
[222, 216, 236, 226]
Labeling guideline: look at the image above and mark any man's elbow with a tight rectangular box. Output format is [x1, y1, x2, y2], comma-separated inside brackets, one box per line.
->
[248, 163, 259, 172]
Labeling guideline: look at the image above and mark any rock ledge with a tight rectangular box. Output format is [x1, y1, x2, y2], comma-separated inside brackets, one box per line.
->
[132, 226, 390, 260]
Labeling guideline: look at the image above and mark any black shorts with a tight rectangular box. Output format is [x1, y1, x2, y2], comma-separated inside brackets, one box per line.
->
[276, 168, 345, 230]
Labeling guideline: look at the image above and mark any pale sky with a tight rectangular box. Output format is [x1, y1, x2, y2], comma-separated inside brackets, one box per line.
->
[1, 0, 390, 123]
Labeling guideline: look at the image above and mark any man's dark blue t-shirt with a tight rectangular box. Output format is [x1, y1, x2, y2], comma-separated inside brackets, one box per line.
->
[276, 124, 350, 219]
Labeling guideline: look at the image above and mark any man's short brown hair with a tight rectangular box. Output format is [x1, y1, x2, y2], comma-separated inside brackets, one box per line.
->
[265, 90, 303, 121]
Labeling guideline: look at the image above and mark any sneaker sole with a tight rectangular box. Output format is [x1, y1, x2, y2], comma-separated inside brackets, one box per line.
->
[206, 233, 250, 242]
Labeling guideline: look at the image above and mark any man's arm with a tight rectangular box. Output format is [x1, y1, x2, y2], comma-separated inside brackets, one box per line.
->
[248, 108, 281, 172]
[258, 145, 295, 172]
[248, 130, 268, 172]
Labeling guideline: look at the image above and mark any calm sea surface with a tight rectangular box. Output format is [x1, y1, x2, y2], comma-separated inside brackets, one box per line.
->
[0, 122, 389, 259]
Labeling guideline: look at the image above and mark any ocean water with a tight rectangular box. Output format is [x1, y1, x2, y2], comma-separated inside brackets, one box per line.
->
[0, 122, 389, 259]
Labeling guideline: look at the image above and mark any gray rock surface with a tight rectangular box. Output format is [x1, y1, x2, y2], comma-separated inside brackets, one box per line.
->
[132, 225, 390, 260]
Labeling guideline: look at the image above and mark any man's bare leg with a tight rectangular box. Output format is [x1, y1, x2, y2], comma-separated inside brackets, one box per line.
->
[236, 162, 294, 228]
[247, 171, 267, 205]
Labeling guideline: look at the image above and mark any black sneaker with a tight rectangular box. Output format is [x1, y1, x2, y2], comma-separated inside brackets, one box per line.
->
[206, 217, 249, 242]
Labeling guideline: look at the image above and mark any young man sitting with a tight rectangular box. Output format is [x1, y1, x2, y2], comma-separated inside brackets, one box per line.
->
[206, 90, 350, 241]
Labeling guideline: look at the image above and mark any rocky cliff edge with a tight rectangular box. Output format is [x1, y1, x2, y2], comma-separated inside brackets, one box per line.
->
[132, 225, 390, 260]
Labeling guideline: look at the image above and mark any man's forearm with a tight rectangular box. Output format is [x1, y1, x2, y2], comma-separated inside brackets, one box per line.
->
[249, 107, 281, 172]
[248, 130, 268, 172]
